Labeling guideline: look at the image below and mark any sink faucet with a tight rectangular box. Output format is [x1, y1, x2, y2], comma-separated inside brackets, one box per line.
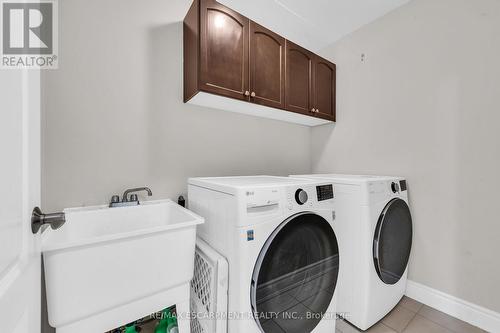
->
[109, 187, 153, 207]
[123, 187, 152, 201]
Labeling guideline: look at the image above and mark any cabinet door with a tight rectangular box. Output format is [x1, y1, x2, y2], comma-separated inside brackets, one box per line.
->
[313, 56, 336, 121]
[200, 0, 249, 100]
[285, 41, 314, 115]
[249, 21, 285, 109]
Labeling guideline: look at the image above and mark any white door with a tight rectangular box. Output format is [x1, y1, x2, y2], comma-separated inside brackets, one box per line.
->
[0, 69, 41, 332]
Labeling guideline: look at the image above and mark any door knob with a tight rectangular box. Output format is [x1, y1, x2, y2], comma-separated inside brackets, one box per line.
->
[250, 92, 256, 97]
[244, 90, 250, 96]
[31, 207, 66, 234]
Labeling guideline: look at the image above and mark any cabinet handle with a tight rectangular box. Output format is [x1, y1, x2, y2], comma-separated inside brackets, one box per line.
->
[244, 90, 250, 96]
[251, 92, 256, 97]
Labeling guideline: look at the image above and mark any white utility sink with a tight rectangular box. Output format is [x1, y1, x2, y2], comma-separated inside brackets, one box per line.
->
[42, 199, 204, 333]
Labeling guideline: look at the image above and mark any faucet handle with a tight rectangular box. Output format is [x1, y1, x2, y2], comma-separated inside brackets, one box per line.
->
[111, 195, 120, 203]
[129, 194, 138, 202]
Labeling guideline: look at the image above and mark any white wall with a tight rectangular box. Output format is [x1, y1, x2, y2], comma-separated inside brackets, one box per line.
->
[313, 0, 500, 313]
[41, 0, 311, 212]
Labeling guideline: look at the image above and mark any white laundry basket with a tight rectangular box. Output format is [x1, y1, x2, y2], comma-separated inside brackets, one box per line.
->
[190, 238, 228, 333]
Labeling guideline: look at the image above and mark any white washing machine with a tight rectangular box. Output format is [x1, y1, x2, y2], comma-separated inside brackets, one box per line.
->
[188, 176, 340, 333]
[292, 175, 413, 330]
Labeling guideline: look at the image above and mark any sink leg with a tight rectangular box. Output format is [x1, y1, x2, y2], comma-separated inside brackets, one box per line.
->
[176, 300, 190, 333]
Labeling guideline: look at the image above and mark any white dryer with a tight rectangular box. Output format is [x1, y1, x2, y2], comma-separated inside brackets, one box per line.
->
[188, 176, 340, 333]
[292, 175, 412, 330]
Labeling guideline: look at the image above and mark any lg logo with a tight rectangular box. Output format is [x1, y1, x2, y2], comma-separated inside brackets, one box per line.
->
[2, 2, 53, 54]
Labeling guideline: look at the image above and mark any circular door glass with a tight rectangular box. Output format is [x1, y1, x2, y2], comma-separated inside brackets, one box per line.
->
[251, 213, 339, 333]
[373, 199, 412, 285]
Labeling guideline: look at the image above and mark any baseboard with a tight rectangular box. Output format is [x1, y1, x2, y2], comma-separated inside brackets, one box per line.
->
[406, 280, 500, 333]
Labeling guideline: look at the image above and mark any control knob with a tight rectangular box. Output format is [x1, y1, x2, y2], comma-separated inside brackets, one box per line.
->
[295, 189, 308, 205]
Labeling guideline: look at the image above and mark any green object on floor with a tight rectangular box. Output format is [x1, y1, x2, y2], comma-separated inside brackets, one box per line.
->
[155, 308, 178, 333]
[124, 323, 138, 333]
[154, 309, 170, 333]
[166, 312, 178, 333]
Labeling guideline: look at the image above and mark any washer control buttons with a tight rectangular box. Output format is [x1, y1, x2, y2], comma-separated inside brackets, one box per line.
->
[295, 189, 308, 205]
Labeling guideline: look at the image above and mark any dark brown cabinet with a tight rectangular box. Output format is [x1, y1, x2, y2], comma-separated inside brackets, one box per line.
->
[313, 56, 336, 121]
[199, 0, 249, 100]
[285, 41, 314, 115]
[284, 42, 336, 121]
[184, 0, 336, 125]
[184, 0, 249, 102]
[249, 22, 285, 109]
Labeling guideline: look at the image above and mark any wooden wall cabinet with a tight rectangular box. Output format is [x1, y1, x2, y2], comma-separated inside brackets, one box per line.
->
[285, 41, 314, 115]
[184, 0, 336, 126]
[313, 56, 336, 121]
[249, 22, 286, 109]
[199, 0, 249, 100]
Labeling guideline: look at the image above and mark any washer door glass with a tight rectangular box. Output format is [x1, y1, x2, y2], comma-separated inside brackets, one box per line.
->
[251, 213, 339, 333]
[373, 198, 413, 285]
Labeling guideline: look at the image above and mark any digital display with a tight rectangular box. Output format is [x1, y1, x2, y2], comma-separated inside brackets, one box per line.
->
[316, 184, 334, 201]
[400, 180, 407, 191]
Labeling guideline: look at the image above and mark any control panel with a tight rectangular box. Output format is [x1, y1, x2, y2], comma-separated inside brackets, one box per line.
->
[283, 184, 335, 211]
[391, 180, 407, 193]
[399, 180, 407, 191]
[316, 184, 334, 201]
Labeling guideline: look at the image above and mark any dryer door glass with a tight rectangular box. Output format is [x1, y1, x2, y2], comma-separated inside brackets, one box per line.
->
[373, 198, 413, 285]
[250, 213, 339, 333]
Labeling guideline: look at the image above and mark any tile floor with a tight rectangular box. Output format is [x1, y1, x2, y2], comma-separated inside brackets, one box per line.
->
[108, 296, 487, 333]
[335, 296, 487, 333]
